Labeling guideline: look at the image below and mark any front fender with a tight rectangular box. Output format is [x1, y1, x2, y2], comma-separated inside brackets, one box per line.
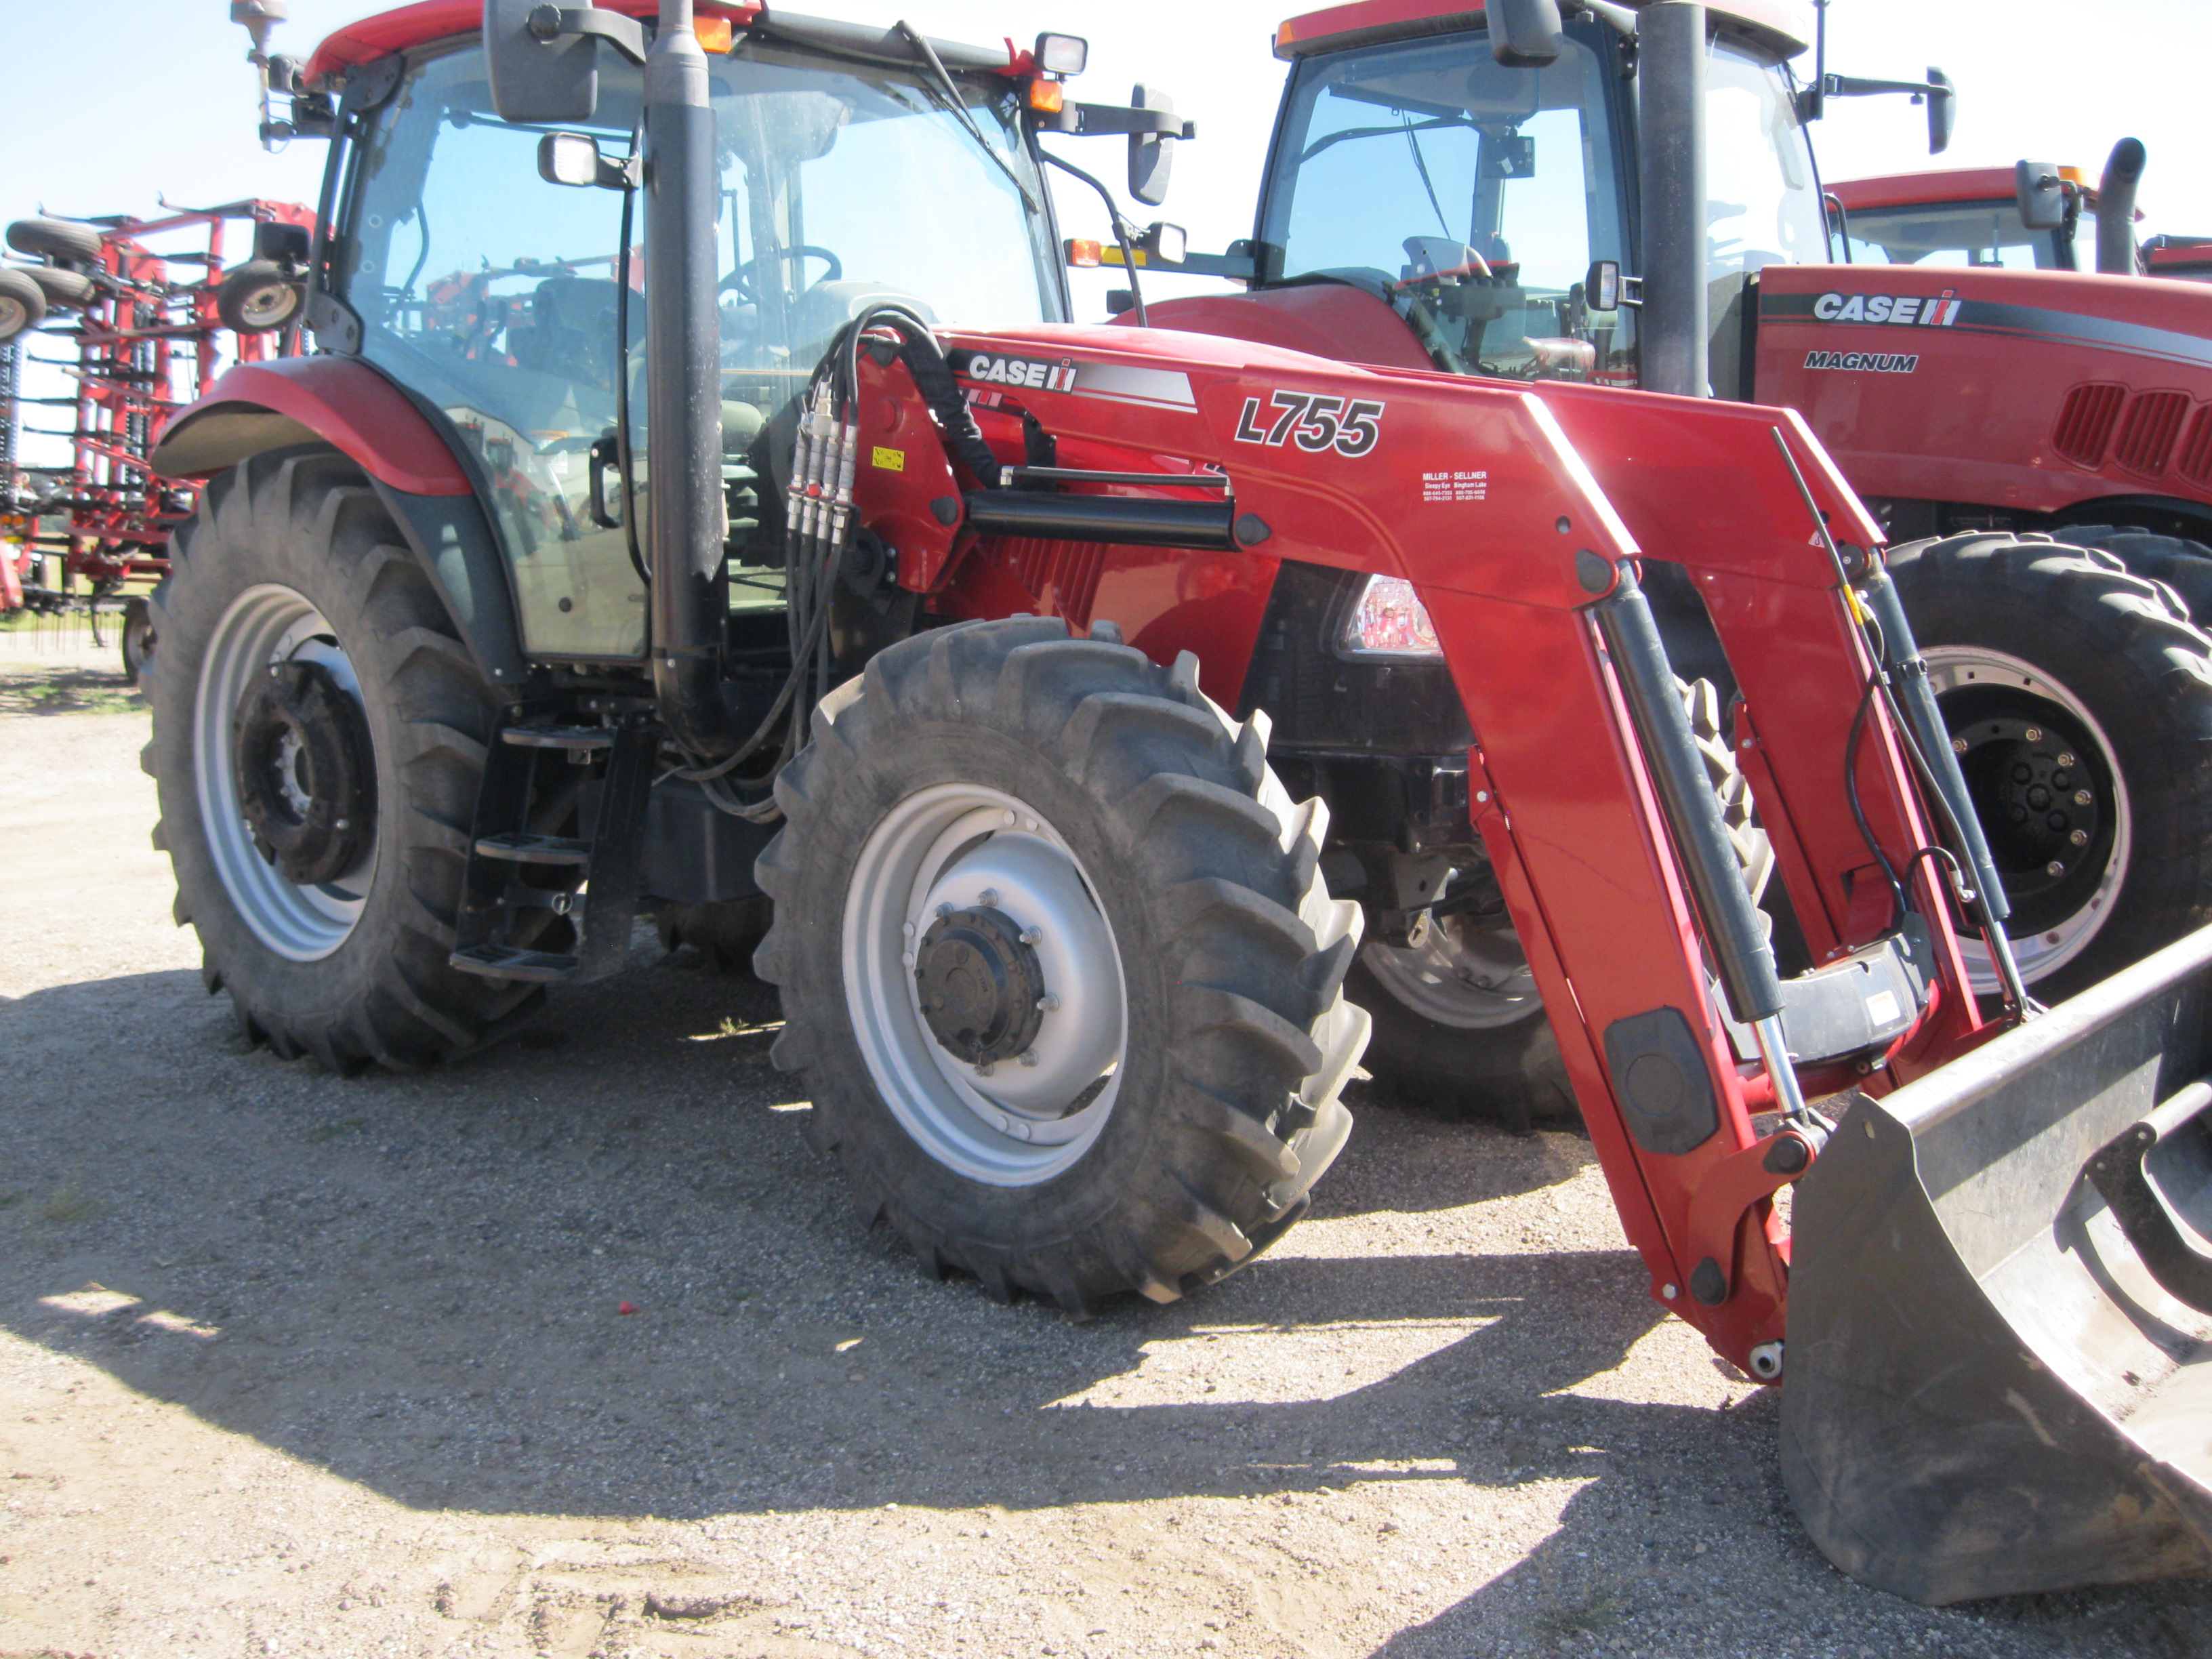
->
[152, 358, 528, 689]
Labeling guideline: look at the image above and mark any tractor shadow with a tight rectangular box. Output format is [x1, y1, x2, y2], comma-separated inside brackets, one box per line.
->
[3, 959, 2200, 1652]
[0, 949, 1607, 1518]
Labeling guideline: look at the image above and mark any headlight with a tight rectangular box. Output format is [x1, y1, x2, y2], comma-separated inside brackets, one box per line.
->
[1340, 575, 1441, 657]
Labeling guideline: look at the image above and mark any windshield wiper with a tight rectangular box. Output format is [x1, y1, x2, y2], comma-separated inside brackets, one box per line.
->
[891, 19, 1040, 215]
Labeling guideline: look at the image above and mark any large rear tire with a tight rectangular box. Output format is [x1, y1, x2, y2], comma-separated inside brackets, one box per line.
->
[754, 617, 1370, 1312]
[145, 444, 543, 1069]
[1888, 531, 2212, 999]
[1351, 676, 1765, 1128]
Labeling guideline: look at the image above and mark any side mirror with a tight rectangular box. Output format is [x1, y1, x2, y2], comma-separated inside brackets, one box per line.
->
[1584, 258, 1621, 313]
[1128, 85, 1177, 207]
[1925, 66, 1954, 155]
[486, 0, 601, 125]
[1490, 0, 1564, 68]
[1139, 222, 1187, 266]
[252, 220, 312, 264]
[2015, 159, 2068, 230]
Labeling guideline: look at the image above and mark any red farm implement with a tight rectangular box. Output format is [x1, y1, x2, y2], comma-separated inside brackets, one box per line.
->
[1, 200, 312, 676]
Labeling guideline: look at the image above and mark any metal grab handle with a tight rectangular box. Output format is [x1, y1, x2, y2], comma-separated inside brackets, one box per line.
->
[2083, 1077, 2212, 1314]
[588, 431, 622, 529]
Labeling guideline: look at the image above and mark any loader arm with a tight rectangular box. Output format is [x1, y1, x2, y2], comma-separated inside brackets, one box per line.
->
[847, 321, 1991, 1375]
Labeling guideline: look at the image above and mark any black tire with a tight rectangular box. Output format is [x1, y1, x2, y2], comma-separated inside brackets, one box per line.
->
[0, 268, 45, 342]
[654, 895, 773, 972]
[754, 617, 1370, 1313]
[216, 260, 303, 334]
[1888, 531, 2212, 999]
[6, 217, 101, 264]
[145, 443, 544, 1070]
[119, 596, 152, 686]
[2052, 523, 2212, 626]
[23, 264, 95, 311]
[1351, 676, 1765, 1129]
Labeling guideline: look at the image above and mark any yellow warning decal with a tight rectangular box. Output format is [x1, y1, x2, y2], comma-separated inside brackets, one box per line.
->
[872, 446, 906, 472]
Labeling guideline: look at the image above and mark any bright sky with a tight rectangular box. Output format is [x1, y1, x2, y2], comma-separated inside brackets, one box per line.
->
[4, 0, 2204, 466]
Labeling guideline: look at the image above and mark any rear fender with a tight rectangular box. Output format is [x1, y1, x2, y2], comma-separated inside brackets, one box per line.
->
[152, 357, 528, 689]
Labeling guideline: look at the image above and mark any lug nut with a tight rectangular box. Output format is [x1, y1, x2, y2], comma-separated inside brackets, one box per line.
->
[979, 888, 1000, 908]
[1952, 737, 1969, 754]
[2074, 789, 2093, 806]
[1020, 926, 1043, 946]
[2047, 859, 2066, 876]
[2070, 829, 2089, 846]
[975, 1060, 996, 1078]
[2024, 726, 2043, 742]
[2057, 751, 2076, 768]
[937, 903, 954, 919]
[1036, 993, 1061, 1012]
[1018, 1049, 1040, 1067]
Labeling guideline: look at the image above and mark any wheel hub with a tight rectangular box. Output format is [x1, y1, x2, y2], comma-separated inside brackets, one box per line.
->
[1948, 703, 2113, 932]
[914, 904, 1048, 1068]
[232, 658, 376, 887]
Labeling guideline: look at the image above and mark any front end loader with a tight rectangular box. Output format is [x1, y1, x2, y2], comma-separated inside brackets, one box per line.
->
[142, 0, 2212, 1607]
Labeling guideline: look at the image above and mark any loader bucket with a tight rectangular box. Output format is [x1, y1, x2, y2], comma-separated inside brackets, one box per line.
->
[1781, 923, 2212, 1605]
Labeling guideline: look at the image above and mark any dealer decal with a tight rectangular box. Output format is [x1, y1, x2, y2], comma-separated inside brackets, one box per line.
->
[1233, 391, 1385, 457]
[1809, 291, 1964, 326]
[1805, 350, 1920, 373]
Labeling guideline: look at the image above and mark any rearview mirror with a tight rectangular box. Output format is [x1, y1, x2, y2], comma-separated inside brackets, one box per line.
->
[1925, 66, 1954, 155]
[1128, 85, 1177, 207]
[486, 0, 600, 125]
[2015, 159, 2068, 230]
[1490, 0, 1564, 68]
[1139, 222, 1187, 266]
[1583, 258, 1621, 313]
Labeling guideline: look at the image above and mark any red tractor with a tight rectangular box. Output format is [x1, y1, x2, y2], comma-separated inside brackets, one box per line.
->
[142, 0, 2212, 1605]
[0, 201, 314, 677]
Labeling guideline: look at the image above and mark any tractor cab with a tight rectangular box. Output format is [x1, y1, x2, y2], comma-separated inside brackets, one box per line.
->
[1245, 0, 1828, 388]
[327, 12, 1070, 661]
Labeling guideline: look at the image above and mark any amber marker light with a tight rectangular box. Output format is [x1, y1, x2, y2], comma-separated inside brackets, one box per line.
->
[1027, 78, 1065, 114]
[1065, 239, 1103, 268]
[694, 16, 733, 51]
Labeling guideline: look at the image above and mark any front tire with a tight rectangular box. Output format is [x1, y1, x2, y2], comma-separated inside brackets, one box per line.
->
[146, 444, 542, 1069]
[754, 617, 1370, 1312]
[1889, 531, 2212, 998]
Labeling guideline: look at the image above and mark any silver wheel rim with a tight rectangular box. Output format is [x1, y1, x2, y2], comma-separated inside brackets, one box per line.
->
[1923, 644, 2131, 991]
[1360, 912, 1540, 1030]
[239, 281, 298, 329]
[194, 583, 375, 961]
[842, 783, 1128, 1187]
[0, 295, 25, 336]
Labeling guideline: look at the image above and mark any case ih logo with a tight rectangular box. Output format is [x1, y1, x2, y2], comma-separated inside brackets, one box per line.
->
[955, 350, 1080, 392]
[1811, 292, 1964, 327]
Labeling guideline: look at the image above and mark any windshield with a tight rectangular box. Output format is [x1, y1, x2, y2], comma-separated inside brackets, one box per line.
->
[1704, 40, 1828, 278]
[1258, 23, 1635, 384]
[337, 41, 1056, 657]
[1840, 198, 2083, 269]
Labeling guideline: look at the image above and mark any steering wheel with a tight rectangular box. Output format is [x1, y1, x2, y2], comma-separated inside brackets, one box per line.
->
[719, 245, 843, 302]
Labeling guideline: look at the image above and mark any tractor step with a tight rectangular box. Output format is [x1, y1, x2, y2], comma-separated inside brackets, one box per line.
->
[449, 942, 578, 983]
[474, 831, 591, 865]
[501, 724, 616, 753]
[449, 711, 656, 987]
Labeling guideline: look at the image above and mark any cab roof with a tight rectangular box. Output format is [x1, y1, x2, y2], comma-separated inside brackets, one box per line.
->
[1273, 0, 1813, 64]
[300, 2, 1030, 89]
[1829, 166, 2094, 213]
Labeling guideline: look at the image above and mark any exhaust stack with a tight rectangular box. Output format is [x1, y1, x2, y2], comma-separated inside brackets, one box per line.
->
[1637, 3, 1708, 398]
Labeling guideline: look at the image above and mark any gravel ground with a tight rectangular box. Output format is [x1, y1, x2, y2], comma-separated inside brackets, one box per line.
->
[2, 635, 2208, 1659]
